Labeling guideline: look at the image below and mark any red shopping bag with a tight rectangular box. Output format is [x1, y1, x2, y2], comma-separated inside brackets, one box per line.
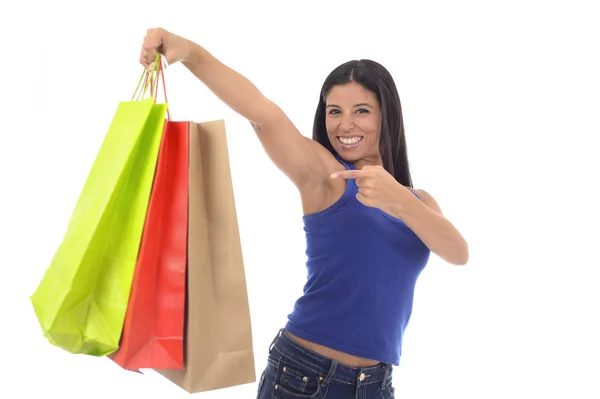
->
[110, 118, 189, 370]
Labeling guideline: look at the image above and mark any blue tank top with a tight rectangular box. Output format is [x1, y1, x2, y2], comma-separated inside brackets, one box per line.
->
[285, 155, 431, 365]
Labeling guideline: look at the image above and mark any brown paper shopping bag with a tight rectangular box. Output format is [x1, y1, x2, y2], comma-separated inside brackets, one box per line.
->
[155, 120, 256, 393]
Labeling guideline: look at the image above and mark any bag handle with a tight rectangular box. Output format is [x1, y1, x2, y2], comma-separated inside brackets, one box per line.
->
[131, 53, 171, 121]
[131, 54, 158, 101]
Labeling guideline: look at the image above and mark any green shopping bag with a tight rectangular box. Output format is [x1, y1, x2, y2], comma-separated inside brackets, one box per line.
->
[31, 58, 168, 356]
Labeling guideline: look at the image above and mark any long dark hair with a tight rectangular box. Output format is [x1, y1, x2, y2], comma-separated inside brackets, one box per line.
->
[312, 59, 413, 188]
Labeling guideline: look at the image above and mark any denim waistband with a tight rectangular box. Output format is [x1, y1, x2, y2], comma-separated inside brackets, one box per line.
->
[268, 328, 392, 387]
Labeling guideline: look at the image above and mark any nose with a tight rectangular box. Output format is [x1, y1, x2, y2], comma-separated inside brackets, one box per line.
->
[338, 115, 354, 132]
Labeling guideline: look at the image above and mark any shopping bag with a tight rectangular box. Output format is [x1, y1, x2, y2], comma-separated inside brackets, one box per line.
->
[154, 120, 256, 393]
[110, 120, 189, 370]
[30, 60, 168, 356]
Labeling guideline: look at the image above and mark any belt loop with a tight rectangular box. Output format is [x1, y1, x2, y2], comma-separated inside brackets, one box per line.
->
[322, 360, 338, 387]
[381, 364, 390, 390]
[269, 328, 285, 353]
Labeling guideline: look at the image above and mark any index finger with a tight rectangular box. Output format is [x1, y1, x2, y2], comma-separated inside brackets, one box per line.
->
[330, 170, 363, 180]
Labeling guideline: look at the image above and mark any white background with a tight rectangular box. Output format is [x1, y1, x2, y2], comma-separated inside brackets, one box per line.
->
[1, 0, 599, 398]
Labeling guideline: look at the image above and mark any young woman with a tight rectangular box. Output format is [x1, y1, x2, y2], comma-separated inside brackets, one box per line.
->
[140, 28, 469, 399]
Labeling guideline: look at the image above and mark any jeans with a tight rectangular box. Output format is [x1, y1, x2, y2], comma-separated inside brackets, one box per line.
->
[256, 328, 395, 399]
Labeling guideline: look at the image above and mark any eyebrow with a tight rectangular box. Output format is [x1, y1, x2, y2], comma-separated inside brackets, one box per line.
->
[326, 103, 374, 109]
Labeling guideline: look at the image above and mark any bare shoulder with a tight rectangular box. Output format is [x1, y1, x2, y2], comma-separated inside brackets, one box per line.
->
[413, 188, 443, 215]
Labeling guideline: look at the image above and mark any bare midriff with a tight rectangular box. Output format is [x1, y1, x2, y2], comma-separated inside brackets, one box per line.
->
[285, 331, 381, 368]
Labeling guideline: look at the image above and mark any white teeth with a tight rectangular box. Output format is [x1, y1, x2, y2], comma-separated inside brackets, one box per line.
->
[339, 136, 363, 145]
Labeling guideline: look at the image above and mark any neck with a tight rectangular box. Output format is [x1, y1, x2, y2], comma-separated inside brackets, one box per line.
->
[352, 155, 383, 170]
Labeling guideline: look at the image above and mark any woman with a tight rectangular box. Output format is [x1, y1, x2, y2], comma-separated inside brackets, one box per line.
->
[141, 28, 469, 399]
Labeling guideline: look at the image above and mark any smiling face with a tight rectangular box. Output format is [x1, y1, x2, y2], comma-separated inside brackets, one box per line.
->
[325, 82, 382, 167]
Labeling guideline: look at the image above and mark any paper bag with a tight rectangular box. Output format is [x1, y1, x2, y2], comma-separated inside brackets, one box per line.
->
[155, 120, 256, 393]
[30, 99, 167, 355]
[110, 121, 189, 370]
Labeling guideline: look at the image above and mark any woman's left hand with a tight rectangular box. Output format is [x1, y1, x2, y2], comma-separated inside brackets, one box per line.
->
[331, 165, 417, 214]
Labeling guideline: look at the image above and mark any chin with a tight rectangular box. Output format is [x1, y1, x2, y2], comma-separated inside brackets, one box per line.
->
[328, 136, 371, 162]
[334, 148, 363, 162]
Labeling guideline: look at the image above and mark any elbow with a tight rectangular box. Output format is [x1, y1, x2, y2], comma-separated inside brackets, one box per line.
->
[454, 255, 469, 266]
[454, 241, 469, 266]
[448, 240, 469, 266]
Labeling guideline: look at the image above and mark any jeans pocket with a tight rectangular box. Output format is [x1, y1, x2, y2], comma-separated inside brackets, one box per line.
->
[273, 357, 323, 398]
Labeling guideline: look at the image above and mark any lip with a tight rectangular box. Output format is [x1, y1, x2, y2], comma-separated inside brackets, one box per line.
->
[337, 136, 363, 149]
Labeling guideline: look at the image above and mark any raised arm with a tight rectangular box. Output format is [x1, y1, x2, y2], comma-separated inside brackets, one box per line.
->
[140, 28, 333, 190]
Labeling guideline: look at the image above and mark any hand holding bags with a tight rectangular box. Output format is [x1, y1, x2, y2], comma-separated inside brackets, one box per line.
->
[32, 54, 256, 393]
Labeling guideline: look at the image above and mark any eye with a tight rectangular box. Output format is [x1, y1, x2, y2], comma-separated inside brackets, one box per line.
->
[356, 108, 369, 114]
[328, 109, 341, 115]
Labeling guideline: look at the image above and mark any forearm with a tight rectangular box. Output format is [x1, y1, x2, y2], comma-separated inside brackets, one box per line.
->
[182, 41, 275, 125]
[388, 197, 469, 266]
